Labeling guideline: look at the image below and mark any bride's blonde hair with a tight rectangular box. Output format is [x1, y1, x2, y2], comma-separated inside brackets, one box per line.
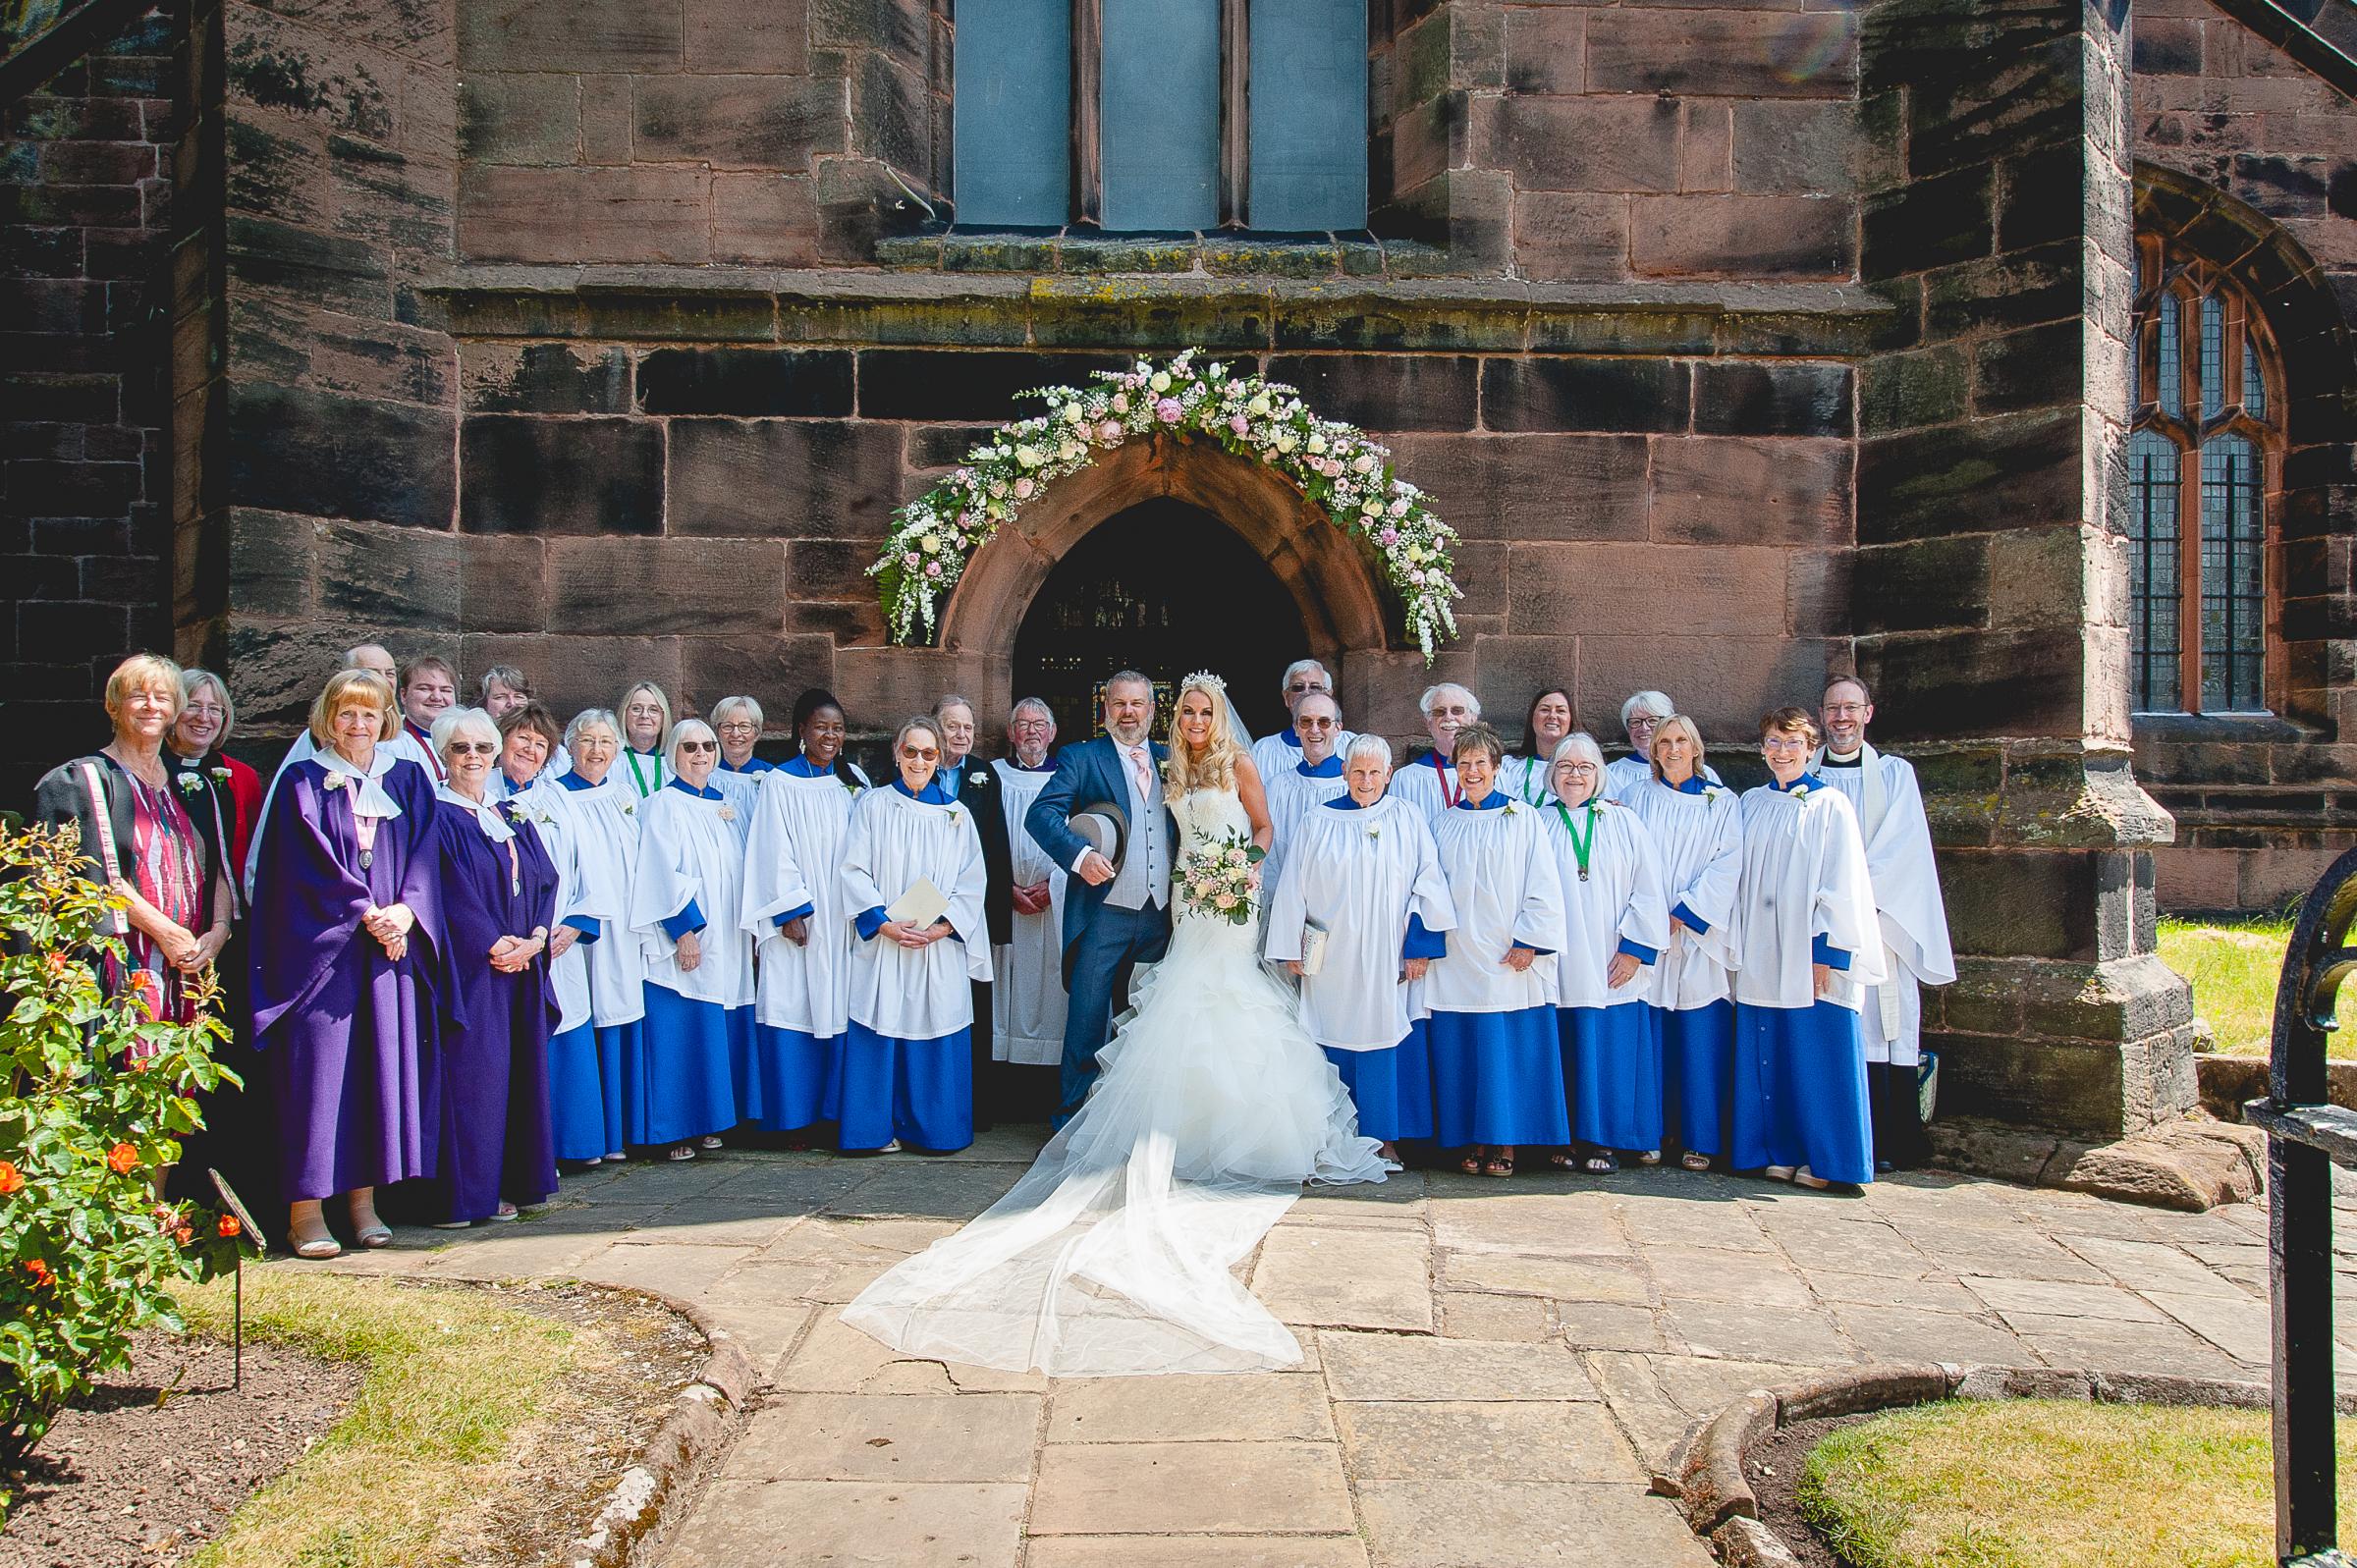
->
[1163, 672, 1243, 796]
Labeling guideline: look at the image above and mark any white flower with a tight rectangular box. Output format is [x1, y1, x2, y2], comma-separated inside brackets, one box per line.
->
[919, 533, 940, 554]
[175, 772, 204, 795]
[209, 766, 232, 784]
[1062, 402, 1085, 424]
[323, 773, 348, 792]
[1149, 371, 1172, 393]
[1014, 445, 1043, 468]
[1352, 454, 1375, 473]
[1274, 431, 1298, 454]
[718, 804, 737, 822]
[1247, 393, 1270, 416]
[1306, 433, 1328, 455]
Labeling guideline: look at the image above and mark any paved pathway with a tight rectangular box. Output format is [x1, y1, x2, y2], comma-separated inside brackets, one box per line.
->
[308, 1127, 2317, 1567]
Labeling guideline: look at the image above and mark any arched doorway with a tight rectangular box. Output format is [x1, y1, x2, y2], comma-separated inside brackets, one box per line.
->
[1013, 499, 1308, 739]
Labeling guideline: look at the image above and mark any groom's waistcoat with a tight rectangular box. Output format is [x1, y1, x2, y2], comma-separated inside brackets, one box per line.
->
[1103, 747, 1169, 913]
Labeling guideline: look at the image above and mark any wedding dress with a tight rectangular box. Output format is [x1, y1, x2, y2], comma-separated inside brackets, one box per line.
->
[842, 783, 1391, 1375]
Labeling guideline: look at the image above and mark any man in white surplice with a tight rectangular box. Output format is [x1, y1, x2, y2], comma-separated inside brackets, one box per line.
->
[1261, 691, 1350, 900]
[1812, 675, 1955, 1170]
[1249, 658, 1357, 783]
[988, 698, 1069, 1113]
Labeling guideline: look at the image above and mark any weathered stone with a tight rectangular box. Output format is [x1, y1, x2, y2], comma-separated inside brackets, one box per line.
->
[664, 1480, 1026, 1568]
[458, 166, 711, 265]
[632, 74, 846, 172]
[549, 536, 787, 633]
[1357, 1479, 1717, 1568]
[1587, 10, 1857, 100]
[459, 74, 578, 165]
[636, 349, 854, 418]
[462, 342, 630, 414]
[1319, 1333, 1599, 1402]
[1030, 1442, 1354, 1536]
[1649, 437, 1851, 547]
[1630, 194, 1857, 279]
[721, 1393, 1041, 1484]
[227, 382, 455, 530]
[1338, 1400, 1642, 1483]
[1480, 95, 1684, 194]
[458, 0, 685, 72]
[1265, 353, 1481, 434]
[1481, 357, 1690, 434]
[459, 415, 662, 535]
[1251, 1226, 1433, 1331]
[1049, 1376, 1334, 1443]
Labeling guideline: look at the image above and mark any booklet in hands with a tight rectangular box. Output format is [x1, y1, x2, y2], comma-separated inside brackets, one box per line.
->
[886, 877, 950, 930]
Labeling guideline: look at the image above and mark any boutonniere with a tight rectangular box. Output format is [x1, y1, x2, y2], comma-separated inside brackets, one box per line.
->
[621, 800, 635, 816]
[208, 765, 232, 784]
[1501, 801, 1519, 817]
[717, 804, 737, 823]
[174, 772, 205, 796]
[1789, 784, 1812, 805]
[948, 806, 964, 826]
[969, 770, 988, 786]
[1367, 824, 1381, 841]
[322, 772, 349, 792]
[1702, 784, 1724, 801]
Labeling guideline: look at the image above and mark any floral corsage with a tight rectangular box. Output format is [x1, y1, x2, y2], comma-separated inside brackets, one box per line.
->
[174, 772, 206, 797]
[322, 773, 349, 792]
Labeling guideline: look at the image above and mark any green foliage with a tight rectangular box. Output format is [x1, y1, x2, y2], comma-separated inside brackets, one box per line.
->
[0, 822, 248, 1499]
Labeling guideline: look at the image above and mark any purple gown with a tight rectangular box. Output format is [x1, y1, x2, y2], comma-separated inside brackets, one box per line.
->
[250, 757, 445, 1201]
[431, 800, 562, 1221]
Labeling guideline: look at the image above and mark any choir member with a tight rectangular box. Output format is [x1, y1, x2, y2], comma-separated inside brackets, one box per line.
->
[426, 708, 560, 1226]
[740, 689, 873, 1142]
[713, 694, 774, 780]
[1814, 676, 1953, 1170]
[1259, 690, 1349, 901]
[1605, 691, 1721, 802]
[247, 643, 419, 896]
[1390, 682, 1481, 824]
[1621, 714, 1742, 1171]
[1729, 708, 1885, 1189]
[1424, 723, 1569, 1178]
[1250, 659, 1356, 780]
[618, 681, 674, 798]
[1503, 687, 1574, 807]
[490, 701, 561, 800]
[482, 667, 570, 777]
[396, 656, 459, 785]
[36, 654, 238, 1032]
[542, 710, 645, 1165]
[630, 718, 749, 1160]
[1264, 733, 1455, 1163]
[987, 697, 1068, 1114]
[838, 716, 991, 1154]
[168, 667, 262, 876]
[1539, 732, 1670, 1173]
[248, 669, 441, 1258]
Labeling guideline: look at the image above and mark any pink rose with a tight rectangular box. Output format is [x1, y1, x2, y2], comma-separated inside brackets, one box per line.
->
[1378, 527, 1398, 546]
[903, 552, 921, 568]
[925, 561, 943, 578]
[1112, 393, 1129, 412]
[1391, 497, 1410, 516]
[1229, 414, 1249, 435]
[1014, 477, 1036, 500]
[1098, 420, 1122, 442]
[1156, 398, 1183, 424]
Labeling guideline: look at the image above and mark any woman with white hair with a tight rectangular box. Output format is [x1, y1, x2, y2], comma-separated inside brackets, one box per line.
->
[617, 680, 674, 798]
[837, 716, 991, 1153]
[629, 717, 750, 1160]
[1541, 732, 1670, 1172]
[427, 707, 560, 1224]
[1606, 691, 1721, 802]
[1621, 714, 1743, 1171]
[1265, 732, 1456, 1162]
[1390, 682, 1482, 824]
[1424, 723, 1569, 1179]
[712, 694, 772, 779]
[538, 708, 646, 1165]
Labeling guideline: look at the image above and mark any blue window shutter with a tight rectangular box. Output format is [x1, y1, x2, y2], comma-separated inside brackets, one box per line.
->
[955, 0, 1072, 227]
[1101, 0, 1220, 231]
[1247, 0, 1367, 230]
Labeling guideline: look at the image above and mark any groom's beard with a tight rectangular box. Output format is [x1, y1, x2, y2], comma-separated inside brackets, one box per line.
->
[1107, 721, 1150, 747]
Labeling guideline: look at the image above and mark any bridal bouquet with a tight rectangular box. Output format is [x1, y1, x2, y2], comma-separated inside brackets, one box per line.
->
[1177, 831, 1265, 926]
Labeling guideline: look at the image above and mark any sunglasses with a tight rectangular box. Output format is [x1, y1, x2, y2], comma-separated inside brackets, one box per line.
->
[447, 740, 497, 756]
[679, 739, 718, 753]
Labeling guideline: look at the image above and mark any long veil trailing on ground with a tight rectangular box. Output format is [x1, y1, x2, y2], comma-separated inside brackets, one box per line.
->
[842, 783, 1387, 1376]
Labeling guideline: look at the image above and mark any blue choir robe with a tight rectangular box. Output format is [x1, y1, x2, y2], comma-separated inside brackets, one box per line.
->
[839, 778, 992, 1152]
[249, 751, 445, 1201]
[1623, 772, 1743, 1158]
[1729, 775, 1886, 1186]
[429, 788, 561, 1221]
[1250, 724, 1358, 788]
[629, 777, 752, 1145]
[1541, 797, 1670, 1154]
[537, 770, 647, 1159]
[1264, 792, 1455, 1142]
[740, 755, 872, 1131]
[1424, 791, 1569, 1148]
[1261, 752, 1350, 905]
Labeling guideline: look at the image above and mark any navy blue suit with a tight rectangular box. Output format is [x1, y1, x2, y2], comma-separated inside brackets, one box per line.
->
[1024, 735, 1175, 1121]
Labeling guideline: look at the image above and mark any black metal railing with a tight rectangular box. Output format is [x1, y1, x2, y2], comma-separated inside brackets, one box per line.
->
[2245, 845, 2357, 1566]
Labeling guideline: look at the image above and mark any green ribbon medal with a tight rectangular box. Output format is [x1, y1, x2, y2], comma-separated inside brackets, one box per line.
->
[1551, 799, 1599, 882]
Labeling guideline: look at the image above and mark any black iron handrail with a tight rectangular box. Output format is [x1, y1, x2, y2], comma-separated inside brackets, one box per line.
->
[2246, 843, 2357, 1566]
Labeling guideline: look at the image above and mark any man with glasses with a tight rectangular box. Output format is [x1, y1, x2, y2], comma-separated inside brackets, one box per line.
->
[1605, 690, 1720, 803]
[938, 694, 1011, 1126]
[1391, 682, 1481, 824]
[1250, 659, 1356, 782]
[1811, 676, 1954, 1171]
[1260, 691, 1350, 900]
[987, 698, 1068, 1120]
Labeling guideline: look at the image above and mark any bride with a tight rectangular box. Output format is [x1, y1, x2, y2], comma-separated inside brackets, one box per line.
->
[842, 672, 1391, 1375]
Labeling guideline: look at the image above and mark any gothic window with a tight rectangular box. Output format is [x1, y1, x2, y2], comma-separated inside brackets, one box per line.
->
[2129, 241, 2279, 715]
[953, 0, 1368, 233]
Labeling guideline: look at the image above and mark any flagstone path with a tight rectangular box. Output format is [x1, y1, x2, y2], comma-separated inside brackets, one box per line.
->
[307, 1126, 2316, 1567]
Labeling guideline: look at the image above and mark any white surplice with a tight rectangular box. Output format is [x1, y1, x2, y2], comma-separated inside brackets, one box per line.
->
[1424, 800, 1566, 1013]
[991, 759, 1068, 1065]
[740, 763, 871, 1040]
[1604, 754, 1723, 805]
[1249, 727, 1356, 788]
[537, 772, 647, 1026]
[840, 784, 992, 1041]
[1621, 776, 1743, 1009]
[1731, 781, 1887, 1010]
[1260, 758, 1350, 906]
[1387, 752, 1461, 827]
[1810, 744, 1956, 1066]
[633, 783, 754, 1007]
[513, 778, 592, 1035]
[1538, 797, 1671, 1009]
[1264, 795, 1456, 1051]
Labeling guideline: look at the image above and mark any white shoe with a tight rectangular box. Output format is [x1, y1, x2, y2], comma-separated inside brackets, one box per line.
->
[1762, 1164, 1796, 1183]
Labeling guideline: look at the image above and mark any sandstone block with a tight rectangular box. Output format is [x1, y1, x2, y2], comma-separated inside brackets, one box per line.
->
[1511, 191, 1630, 282]
[1265, 354, 1480, 434]
[1589, 10, 1856, 99]
[1481, 95, 1682, 194]
[549, 536, 788, 635]
[1029, 1441, 1353, 1536]
[1649, 435, 1850, 548]
[632, 74, 846, 172]
[1481, 357, 1689, 434]
[637, 349, 855, 418]
[459, 165, 710, 265]
[458, 0, 684, 73]
[459, 415, 662, 535]
[1631, 193, 1855, 279]
[227, 381, 454, 529]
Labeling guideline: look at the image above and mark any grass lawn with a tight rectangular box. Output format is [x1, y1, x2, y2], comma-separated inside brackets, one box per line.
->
[173, 1271, 584, 1568]
[2157, 914, 2350, 1059]
[1800, 1399, 2357, 1568]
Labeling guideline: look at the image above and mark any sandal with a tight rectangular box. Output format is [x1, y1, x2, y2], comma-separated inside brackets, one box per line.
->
[1584, 1153, 1619, 1174]
[1680, 1151, 1712, 1172]
[1763, 1164, 1796, 1183]
[1457, 1153, 1485, 1176]
[667, 1144, 697, 1162]
[1636, 1150, 1662, 1165]
[698, 1135, 724, 1151]
[1481, 1155, 1514, 1179]
[1548, 1152, 1577, 1170]
[488, 1203, 521, 1222]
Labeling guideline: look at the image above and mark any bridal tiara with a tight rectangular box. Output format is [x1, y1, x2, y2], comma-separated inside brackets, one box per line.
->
[1180, 671, 1229, 695]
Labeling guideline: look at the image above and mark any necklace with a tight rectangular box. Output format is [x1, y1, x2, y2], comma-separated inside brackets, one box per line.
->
[1550, 799, 1599, 881]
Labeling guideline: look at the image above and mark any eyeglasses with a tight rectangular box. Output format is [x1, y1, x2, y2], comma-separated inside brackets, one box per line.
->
[716, 722, 759, 735]
[1556, 762, 1599, 776]
[678, 739, 718, 753]
[1286, 680, 1329, 695]
[901, 746, 940, 761]
[448, 740, 497, 756]
[1761, 735, 1811, 754]
[1297, 716, 1339, 730]
[1430, 706, 1474, 721]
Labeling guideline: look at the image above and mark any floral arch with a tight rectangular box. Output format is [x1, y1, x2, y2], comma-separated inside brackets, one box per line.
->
[871, 351, 1462, 661]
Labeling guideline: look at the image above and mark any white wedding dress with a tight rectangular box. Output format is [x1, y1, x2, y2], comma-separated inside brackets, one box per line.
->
[842, 784, 1390, 1375]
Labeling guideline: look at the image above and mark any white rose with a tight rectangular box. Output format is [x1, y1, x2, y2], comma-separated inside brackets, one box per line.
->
[1149, 372, 1172, 393]
[1306, 433, 1328, 455]
[1274, 432, 1298, 454]
[1015, 445, 1043, 468]
[920, 533, 941, 554]
[1062, 403, 1085, 424]
[1352, 454, 1374, 473]
[1247, 393, 1271, 416]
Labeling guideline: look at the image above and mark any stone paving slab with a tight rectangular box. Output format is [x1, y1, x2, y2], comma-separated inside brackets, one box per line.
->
[1049, 1374, 1336, 1443]
[665, 1480, 1028, 1568]
[723, 1392, 1044, 1484]
[1319, 1332, 1600, 1402]
[1026, 1538, 1370, 1567]
[1251, 1225, 1434, 1330]
[1354, 1479, 1716, 1568]
[1030, 1441, 1355, 1535]
[1336, 1399, 1641, 1482]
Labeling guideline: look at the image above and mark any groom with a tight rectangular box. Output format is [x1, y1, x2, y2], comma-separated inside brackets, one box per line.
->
[1025, 670, 1174, 1125]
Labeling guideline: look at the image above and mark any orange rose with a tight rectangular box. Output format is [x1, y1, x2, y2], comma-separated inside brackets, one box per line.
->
[43, 951, 68, 979]
[172, 1223, 193, 1246]
[24, 1259, 51, 1286]
[218, 1214, 242, 1239]
[106, 1142, 137, 1175]
[0, 1162, 20, 1196]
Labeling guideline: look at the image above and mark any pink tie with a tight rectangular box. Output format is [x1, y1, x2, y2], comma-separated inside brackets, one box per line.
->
[1126, 746, 1153, 798]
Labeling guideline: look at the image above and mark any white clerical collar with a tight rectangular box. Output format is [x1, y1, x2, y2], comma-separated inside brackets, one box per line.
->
[317, 747, 403, 817]
[1828, 747, 1864, 764]
[437, 783, 516, 842]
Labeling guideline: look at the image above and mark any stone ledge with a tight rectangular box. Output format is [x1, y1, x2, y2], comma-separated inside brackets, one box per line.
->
[1926, 1112, 2266, 1211]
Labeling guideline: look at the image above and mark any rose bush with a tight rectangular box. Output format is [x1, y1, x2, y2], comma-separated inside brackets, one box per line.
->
[0, 822, 245, 1508]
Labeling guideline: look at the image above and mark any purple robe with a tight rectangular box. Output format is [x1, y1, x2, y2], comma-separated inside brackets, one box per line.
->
[250, 757, 445, 1201]
[431, 800, 562, 1221]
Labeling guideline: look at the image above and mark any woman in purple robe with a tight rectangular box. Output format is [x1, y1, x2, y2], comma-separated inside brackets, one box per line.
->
[249, 669, 443, 1259]
[428, 707, 561, 1226]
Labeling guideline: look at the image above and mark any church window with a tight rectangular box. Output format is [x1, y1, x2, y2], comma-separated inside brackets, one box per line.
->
[2129, 241, 2279, 715]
